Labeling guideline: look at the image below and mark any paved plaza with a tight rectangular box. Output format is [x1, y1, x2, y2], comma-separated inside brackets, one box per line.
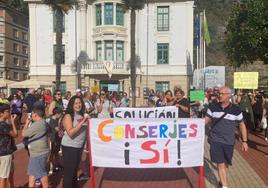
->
[13, 128, 268, 188]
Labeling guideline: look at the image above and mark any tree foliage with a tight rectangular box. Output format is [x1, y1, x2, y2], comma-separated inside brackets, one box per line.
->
[1, 0, 28, 15]
[225, 0, 268, 68]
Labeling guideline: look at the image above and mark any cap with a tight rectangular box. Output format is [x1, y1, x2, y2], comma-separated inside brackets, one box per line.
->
[76, 89, 81, 93]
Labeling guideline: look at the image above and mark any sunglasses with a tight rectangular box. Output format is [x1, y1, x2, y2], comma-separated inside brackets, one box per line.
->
[56, 93, 62, 96]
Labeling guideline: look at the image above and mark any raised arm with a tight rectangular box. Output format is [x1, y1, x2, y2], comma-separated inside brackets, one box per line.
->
[63, 114, 86, 138]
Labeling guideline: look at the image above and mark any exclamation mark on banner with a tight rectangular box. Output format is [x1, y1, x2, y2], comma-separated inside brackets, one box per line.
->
[177, 140, 181, 166]
[124, 142, 130, 165]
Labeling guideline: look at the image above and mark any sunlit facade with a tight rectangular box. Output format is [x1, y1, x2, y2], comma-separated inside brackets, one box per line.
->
[26, 0, 194, 105]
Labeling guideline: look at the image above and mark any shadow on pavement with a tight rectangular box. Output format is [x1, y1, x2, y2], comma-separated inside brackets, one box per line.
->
[98, 168, 197, 188]
[204, 157, 218, 187]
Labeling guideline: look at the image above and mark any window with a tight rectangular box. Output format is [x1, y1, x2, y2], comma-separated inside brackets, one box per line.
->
[104, 3, 113, 25]
[22, 59, 28, 67]
[53, 81, 67, 94]
[116, 4, 124, 26]
[13, 57, 19, 66]
[59, 82, 66, 93]
[13, 29, 19, 38]
[22, 32, 28, 41]
[22, 46, 28, 55]
[157, 6, 169, 31]
[0, 10, 3, 17]
[53, 45, 65, 64]
[23, 73, 28, 80]
[53, 11, 65, 33]
[157, 43, 169, 64]
[0, 40, 4, 49]
[96, 4, 102, 26]
[0, 25, 4, 33]
[116, 41, 124, 62]
[0, 72, 3, 78]
[13, 43, 19, 52]
[96, 41, 102, 61]
[0, 56, 3, 62]
[13, 72, 19, 80]
[104, 41, 113, 60]
[155, 81, 169, 92]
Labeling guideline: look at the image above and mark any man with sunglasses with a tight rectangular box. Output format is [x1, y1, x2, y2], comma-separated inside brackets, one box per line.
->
[205, 86, 248, 188]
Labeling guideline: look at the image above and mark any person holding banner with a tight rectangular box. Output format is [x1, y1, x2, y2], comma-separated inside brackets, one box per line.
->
[173, 89, 190, 118]
[205, 86, 248, 188]
[61, 96, 88, 188]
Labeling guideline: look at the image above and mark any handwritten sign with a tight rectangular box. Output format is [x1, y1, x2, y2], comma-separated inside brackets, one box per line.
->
[91, 85, 100, 93]
[113, 106, 178, 119]
[234, 72, 258, 89]
[90, 118, 204, 168]
[190, 90, 205, 101]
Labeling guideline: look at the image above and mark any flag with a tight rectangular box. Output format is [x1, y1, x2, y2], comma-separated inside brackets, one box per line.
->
[194, 15, 200, 48]
[203, 13, 211, 46]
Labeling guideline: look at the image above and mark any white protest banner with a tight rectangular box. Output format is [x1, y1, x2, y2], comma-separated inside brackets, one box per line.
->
[113, 106, 179, 119]
[90, 118, 204, 168]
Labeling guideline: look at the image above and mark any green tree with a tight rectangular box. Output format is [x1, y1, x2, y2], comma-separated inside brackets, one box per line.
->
[1, 0, 28, 14]
[122, 0, 146, 107]
[225, 0, 268, 68]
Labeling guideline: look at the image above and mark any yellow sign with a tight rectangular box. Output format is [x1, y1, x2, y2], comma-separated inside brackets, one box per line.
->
[91, 85, 100, 93]
[234, 72, 259, 89]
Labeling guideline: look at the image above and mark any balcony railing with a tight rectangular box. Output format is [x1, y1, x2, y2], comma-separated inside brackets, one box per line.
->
[82, 61, 130, 75]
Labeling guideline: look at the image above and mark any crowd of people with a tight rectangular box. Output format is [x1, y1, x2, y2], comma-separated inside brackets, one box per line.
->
[0, 86, 267, 188]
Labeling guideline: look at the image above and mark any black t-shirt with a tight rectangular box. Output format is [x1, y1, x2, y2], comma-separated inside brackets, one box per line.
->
[0, 121, 17, 156]
[174, 98, 190, 118]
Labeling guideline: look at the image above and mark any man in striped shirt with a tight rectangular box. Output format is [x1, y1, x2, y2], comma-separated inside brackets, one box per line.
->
[205, 86, 248, 188]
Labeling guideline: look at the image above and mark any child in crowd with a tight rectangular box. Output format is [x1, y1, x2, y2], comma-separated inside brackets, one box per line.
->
[22, 105, 49, 188]
[48, 107, 63, 174]
[0, 104, 17, 188]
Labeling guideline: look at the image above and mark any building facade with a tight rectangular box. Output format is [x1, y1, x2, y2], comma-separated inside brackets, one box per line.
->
[0, 3, 29, 82]
[26, 0, 194, 105]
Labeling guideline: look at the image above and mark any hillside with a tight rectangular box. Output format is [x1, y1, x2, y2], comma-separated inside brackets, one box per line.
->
[195, 0, 234, 66]
[195, 0, 268, 90]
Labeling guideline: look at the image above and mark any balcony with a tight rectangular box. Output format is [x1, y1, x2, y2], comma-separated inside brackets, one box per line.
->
[82, 61, 130, 75]
[93, 26, 127, 37]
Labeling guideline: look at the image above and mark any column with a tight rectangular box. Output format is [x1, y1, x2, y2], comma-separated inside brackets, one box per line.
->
[102, 40, 105, 61]
[80, 2, 87, 51]
[113, 40, 116, 62]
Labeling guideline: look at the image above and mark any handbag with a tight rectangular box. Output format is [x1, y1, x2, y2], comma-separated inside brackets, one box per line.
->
[23, 129, 48, 148]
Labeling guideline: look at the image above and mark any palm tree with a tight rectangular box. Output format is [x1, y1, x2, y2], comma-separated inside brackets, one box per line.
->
[43, 0, 95, 90]
[122, 0, 146, 107]
[42, 0, 78, 90]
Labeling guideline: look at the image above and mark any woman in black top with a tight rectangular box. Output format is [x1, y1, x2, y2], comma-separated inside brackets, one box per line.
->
[173, 89, 190, 118]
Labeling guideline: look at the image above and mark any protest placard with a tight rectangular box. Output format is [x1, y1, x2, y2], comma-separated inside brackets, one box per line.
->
[89, 118, 204, 168]
[113, 106, 179, 119]
[234, 72, 258, 89]
[190, 90, 205, 101]
[91, 85, 100, 93]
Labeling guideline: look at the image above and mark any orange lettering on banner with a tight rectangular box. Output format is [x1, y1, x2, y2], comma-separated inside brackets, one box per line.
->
[98, 119, 114, 142]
